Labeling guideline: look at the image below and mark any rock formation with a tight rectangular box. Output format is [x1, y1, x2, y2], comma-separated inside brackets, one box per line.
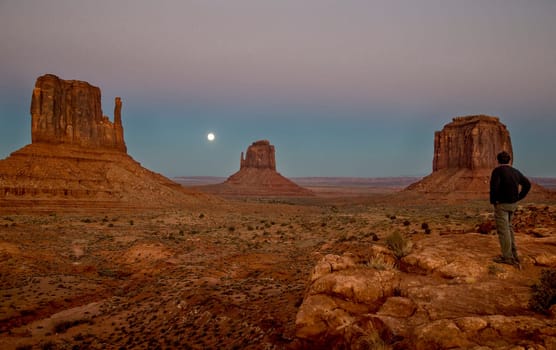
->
[294, 233, 556, 349]
[407, 115, 525, 196]
[433, 115, 512, 171]
[199, 140, 313, 197]
[0, 74, 203, 210]
[240, 140, 277, 170]
[31, 74, 126, 152]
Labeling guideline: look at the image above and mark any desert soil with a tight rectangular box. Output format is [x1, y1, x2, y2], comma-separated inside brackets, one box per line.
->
[1, 190, 555, 349]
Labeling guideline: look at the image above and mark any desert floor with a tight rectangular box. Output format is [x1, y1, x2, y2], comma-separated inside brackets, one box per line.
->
[1, 189, 555, 349]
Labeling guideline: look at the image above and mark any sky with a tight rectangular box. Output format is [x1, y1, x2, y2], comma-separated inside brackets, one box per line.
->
[1, 0, 555, 178]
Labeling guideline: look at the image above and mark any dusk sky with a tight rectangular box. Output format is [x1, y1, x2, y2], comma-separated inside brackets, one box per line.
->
[1, 1, 555, 178]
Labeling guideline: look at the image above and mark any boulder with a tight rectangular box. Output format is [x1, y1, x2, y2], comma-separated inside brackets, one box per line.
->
[294, 253, 400, 348]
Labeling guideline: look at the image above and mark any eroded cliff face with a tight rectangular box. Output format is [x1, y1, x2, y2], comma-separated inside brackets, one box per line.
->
[406, 115, 519, 196]
[0, 74, 203, 208]
[433, 115, 512, 171]
[240, 140, 277, 170]
[30, 74, 126, 152]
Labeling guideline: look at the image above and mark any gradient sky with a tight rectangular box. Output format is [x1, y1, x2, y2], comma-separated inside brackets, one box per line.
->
[1, 0, 555, 178]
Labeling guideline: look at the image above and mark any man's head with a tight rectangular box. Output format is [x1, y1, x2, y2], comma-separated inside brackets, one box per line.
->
[497, 151, 511, 165]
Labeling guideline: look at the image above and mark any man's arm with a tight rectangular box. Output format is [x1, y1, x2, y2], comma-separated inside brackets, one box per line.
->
[490, 168, 499, 204]
[518, 172, 531, 201]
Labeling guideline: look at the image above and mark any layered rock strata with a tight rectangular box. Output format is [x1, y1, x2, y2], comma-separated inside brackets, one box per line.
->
[0, 74, 201, 210]
[240, 140, 277, 170]
[31, 74, 126, 151]
[199, 140, 313, 197]
[408, 115, 521, 196]
[433, 115, 512, 171]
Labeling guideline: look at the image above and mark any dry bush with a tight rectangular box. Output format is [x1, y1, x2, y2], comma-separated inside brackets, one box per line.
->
[366, 254, 395, 271]
[385, 231, 413, 259]
[529, 268, 556, 314]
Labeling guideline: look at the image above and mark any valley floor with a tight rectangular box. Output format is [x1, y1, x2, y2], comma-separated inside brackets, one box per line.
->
[1, 192, 555, 349]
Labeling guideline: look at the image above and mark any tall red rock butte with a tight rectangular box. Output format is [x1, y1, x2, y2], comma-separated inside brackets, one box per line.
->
[0, 74, 201, 211]
[407, 115, 515, 195]
[201, 140, 313, 197]
[31, 74, 126, 151]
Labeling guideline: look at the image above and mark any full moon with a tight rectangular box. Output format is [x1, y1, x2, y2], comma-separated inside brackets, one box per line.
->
[207, 132, 215, 141]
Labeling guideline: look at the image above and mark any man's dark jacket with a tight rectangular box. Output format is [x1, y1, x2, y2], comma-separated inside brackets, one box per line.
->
[490, 165, 531, 205]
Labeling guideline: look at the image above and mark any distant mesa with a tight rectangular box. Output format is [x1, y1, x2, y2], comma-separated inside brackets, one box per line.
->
[432, 115, 512, 172]
[406, 115, 549, 197]
[0, 74, 203, 210]
[199, 140, 313, 197]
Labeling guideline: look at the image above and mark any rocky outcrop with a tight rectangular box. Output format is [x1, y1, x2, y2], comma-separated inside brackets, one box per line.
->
[31, 74, 126, 152]
[0, 74, 204, 210]
[433, 115, 512, 171]
[198, 140, 313, 197]
[293, 226, 556, 349]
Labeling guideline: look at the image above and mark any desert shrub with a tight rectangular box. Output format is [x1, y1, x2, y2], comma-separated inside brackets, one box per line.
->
[529, 269, 556, 314]
[366, 255, 395, 271]
[385, 231, 413, 259]
[403, 220, 410, 226]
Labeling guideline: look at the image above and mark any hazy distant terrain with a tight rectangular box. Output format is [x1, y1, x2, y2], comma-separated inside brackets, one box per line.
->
[174, 176, 421, 188]
[175, 176, 556, 191]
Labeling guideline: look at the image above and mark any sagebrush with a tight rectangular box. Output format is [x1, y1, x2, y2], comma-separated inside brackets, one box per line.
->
[529, 268, 556, 314]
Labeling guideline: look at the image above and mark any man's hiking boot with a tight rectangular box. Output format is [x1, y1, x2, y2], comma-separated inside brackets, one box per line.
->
[493, 256, 521, 269]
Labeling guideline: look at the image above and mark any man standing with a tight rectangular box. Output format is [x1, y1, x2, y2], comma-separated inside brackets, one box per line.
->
[490, 151, 531, 268]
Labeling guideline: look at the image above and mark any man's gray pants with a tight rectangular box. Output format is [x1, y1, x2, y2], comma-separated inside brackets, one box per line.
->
[494, 203, 518, 261]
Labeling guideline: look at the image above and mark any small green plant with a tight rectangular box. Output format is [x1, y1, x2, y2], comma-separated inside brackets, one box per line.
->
[529, 269, 556, 314]
[385, 231, 413, 259]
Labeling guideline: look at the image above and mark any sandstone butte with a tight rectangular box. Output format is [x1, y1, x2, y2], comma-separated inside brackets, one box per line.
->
[0, 74, 204, 211]
[200, 140, 314, 197]
[406, 115, 548, 198]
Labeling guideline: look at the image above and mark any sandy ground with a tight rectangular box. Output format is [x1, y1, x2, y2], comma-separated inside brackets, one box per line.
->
[0, 188, 555, 349]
